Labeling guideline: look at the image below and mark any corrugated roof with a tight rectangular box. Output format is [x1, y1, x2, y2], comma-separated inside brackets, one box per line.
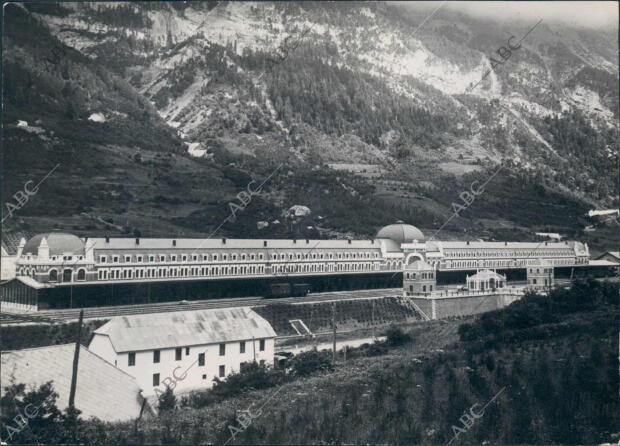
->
[90, 237, 377, 250]
[94, 307, 276, 353]
[0, 344, 144, 422]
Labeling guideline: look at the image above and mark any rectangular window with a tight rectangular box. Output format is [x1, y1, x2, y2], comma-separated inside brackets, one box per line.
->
[100, 255, 107, 263]
[137, 255, 143, 262]
[185, 347, 190, 355]
[240, 341, 246, 354]
[198, 353, 205, 366]
[125, 255, 131, 262]
[159, 255, 165, 262]
[153, 350, 160, 363]
[113, 256, 119, 263]
[175, 347, 182, 361]
[171, 255, 177, 261]
[219, 365, 225, 377]
[259, 339, 265, 351]
[153, 373, 160, 387]
[128, 352, 135, 367]
[149, 255, 155, 262]
[219, 343, 225, 356]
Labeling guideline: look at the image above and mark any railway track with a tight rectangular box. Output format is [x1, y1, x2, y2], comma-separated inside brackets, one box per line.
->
[1, 288, 402, 325]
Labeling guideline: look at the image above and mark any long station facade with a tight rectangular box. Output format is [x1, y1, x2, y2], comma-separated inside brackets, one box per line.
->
[1, 223, 592, 310]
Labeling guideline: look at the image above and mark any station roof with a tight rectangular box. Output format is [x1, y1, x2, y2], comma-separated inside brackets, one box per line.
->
[89, 237, 377, 250]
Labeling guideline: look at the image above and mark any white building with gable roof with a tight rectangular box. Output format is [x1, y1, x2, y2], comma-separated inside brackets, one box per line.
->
[0, 344, 146, 422]
[89, 307, 276, 396]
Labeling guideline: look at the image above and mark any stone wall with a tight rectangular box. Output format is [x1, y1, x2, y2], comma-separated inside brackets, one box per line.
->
[411, 291, 523, 320]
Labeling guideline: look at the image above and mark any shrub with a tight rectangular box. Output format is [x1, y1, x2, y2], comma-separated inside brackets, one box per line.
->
[181, 362, 287, 409]
[290, 349, 334, 377]
[385, 325, 412, 347]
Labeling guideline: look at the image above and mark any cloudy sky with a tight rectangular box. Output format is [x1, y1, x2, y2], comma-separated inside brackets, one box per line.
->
[396, 1, 618, 29]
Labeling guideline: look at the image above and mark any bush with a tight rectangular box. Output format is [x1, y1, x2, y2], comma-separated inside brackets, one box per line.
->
[385, 325, 412, 347]
[290, 349, 334, 377]
[181, 362, 287, 409]
[0, 381, 64, 443]
[364, 342, 389, 356]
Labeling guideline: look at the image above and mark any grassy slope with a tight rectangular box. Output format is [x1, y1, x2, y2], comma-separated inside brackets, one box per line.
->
[62, 281, 619, 445]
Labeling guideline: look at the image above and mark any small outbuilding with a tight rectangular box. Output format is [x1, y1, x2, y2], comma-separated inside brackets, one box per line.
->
[466, 269, 506, 292]
[403, 260, 436, 296]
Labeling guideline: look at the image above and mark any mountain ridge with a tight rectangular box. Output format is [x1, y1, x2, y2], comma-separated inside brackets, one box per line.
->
[2, 2, 617, 247]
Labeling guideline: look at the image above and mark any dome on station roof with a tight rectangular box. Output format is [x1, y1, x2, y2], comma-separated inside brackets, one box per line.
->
[22, 232, 85, 256]
[376, 221, 425, 244]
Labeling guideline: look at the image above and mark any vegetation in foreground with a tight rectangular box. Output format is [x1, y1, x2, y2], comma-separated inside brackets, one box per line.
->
[1, 279, 618, 444]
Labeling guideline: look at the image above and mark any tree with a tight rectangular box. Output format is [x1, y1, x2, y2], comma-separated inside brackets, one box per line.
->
[385, 325, 412, 347]
[158, 386, 176, 413]
[0, 381, 62, 444]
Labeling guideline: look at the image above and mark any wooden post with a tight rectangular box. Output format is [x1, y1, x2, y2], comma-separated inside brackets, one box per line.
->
[252, 335, 256, 362]
[134, 397, 147, 436]
[68, 309, 83, 409]
[372, 300, 376, 340]
[332, 302, 336, 364]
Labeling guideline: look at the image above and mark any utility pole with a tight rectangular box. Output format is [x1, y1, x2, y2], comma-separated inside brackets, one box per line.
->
[372, 300, 376, 340]
[332, 301, 336, 365]
[68, 309, 83, 409]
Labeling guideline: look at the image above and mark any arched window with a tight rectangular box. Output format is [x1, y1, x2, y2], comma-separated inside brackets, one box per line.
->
[62, 269, 72, 282]
[77, 269, 86, 281]
[49, 270, 58, 282]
